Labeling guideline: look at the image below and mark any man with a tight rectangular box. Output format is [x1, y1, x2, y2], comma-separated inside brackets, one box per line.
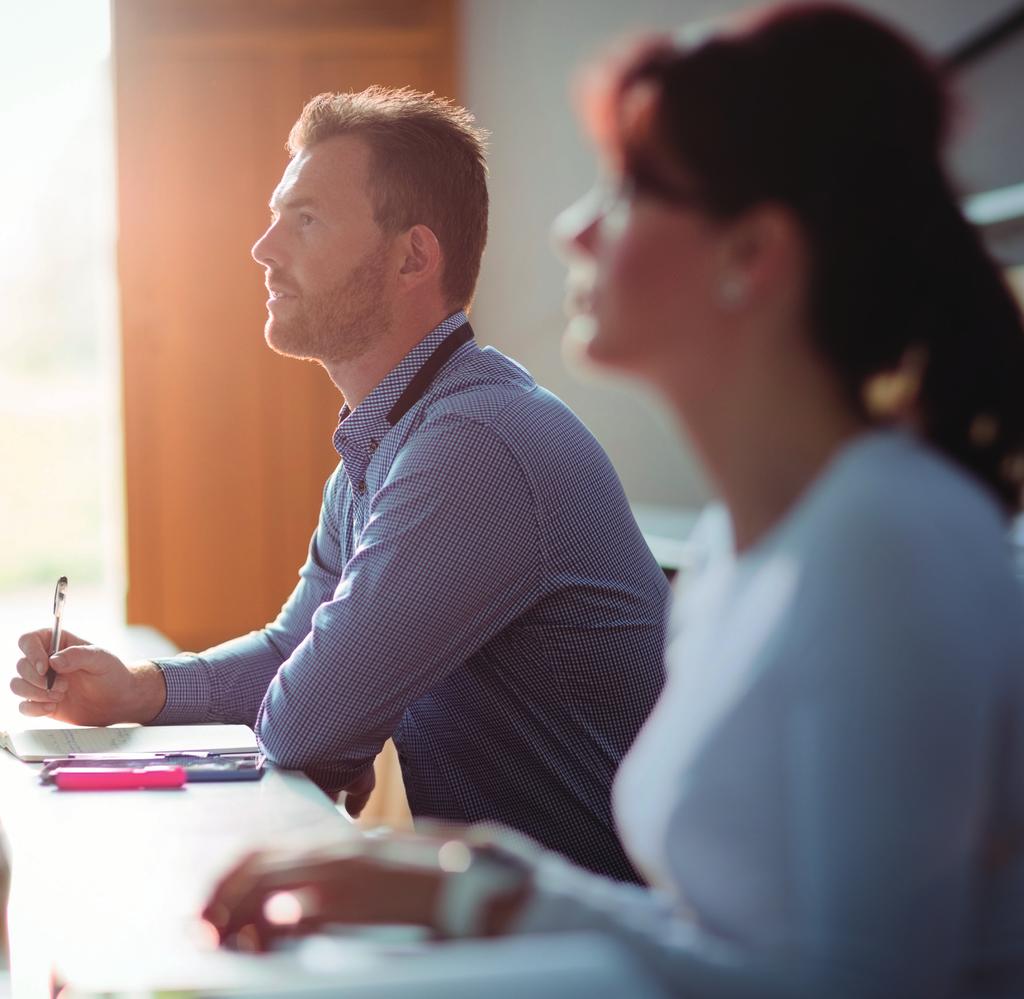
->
[12, 87, 668, 883]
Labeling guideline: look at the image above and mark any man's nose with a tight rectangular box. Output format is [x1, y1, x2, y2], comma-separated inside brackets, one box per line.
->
[251, 223, 278, 267]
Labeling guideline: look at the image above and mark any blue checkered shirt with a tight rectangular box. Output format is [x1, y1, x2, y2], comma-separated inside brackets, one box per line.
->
[153, 312, 669, 882]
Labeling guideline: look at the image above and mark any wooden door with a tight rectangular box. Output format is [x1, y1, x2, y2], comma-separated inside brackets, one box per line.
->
[114, 0, 457, 651]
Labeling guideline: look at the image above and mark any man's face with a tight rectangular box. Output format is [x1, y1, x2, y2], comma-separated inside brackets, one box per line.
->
[252, 135, 394, 365]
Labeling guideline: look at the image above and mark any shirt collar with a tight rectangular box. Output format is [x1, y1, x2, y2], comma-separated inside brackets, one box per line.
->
[332, 310, 470, 485]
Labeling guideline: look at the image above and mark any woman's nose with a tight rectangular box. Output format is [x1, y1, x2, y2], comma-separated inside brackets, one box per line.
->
[551, 194, 601, 263]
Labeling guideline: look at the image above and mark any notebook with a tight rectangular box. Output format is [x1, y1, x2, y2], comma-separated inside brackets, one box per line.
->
[0, 723, 258, 762]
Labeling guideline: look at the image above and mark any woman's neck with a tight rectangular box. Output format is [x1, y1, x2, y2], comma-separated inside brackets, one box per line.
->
[672, 347, 865, 554]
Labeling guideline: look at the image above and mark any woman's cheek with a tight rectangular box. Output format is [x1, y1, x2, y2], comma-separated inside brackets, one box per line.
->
[585, 258, 656, 368]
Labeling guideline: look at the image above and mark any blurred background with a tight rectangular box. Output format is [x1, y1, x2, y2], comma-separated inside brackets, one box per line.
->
[1, 0, 1022, 655]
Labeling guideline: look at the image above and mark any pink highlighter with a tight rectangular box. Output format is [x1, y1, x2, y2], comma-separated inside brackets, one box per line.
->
[53, 766, 187, 791]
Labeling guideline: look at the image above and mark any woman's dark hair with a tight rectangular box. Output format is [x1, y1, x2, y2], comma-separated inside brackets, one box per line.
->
[588, 2, 1024, 513]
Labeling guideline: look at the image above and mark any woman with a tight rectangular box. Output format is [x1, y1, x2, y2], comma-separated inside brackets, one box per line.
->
[202, 4, 1024, 995]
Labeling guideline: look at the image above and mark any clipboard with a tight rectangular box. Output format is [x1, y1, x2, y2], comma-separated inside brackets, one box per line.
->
[38, 752, 265, 785]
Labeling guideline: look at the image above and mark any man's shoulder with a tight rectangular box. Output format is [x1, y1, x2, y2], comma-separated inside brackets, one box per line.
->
[418, 344, 591, 444]
[427, 346, 533, 420]
[424, 381, 602, 470]
[379, 341, 629, 515]
[429, 343, 535, 407]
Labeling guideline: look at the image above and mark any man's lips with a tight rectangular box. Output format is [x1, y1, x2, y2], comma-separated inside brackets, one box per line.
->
[265, 284, 298, 309]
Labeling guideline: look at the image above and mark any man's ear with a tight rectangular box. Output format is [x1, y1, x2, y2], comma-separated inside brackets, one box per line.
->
[397, 223, 443, 289]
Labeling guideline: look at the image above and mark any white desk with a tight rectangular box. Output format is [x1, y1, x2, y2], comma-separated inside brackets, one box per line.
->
[0, 612, 359, 995]
[0, 750, 356, 996]
[1, 752, 664, 999]
[0, 617, 665, 997]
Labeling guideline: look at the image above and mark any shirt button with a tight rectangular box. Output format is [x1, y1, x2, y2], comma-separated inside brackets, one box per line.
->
[368, 438, 378, 453]
[357, 480, 366, 494]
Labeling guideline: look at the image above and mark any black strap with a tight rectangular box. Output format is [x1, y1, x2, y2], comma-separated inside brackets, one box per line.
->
[386, 322, 475, 426]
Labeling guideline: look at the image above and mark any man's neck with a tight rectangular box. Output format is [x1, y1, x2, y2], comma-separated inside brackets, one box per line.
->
[324, 305, 454, 410]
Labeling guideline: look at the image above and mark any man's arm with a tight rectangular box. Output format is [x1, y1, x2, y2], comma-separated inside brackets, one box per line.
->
[255, 414, 543, 790]
[149, 468, 348, 727]
[12, 468, 346, 729]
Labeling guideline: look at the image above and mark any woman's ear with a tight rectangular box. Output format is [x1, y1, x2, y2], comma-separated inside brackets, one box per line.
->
[714, 204, 804, 312]
[397, 223, 443, 289]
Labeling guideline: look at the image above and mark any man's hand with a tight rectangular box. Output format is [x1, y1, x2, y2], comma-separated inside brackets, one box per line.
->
[340, 766, 376, 819]
[12, 629, 167, 726]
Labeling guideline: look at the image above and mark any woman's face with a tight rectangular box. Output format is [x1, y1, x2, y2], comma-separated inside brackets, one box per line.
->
[552, 169, 728, 394]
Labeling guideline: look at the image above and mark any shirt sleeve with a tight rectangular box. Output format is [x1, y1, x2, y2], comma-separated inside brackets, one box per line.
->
[515, 853, 809, 999]
[254, 413, 543, 790]
[151, 469, 346, 727]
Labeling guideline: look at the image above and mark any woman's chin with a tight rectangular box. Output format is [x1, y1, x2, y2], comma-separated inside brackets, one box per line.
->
[562, 313, 606, 377]
[561, 312, 594, 357]
[562, 313, 632, 379]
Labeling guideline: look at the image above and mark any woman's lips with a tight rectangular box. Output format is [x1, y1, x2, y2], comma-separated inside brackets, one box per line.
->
[564, 282, 595, 318]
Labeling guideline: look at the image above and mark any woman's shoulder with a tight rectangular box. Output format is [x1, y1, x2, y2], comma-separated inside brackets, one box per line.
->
[805, 430, 1009, 558]
[792, 430, 1024, 665]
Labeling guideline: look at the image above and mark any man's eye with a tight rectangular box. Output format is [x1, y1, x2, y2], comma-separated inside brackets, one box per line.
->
[299, 213, 314, 227]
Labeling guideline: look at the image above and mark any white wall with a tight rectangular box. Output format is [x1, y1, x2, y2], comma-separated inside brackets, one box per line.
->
[461, 0, 1023, 507]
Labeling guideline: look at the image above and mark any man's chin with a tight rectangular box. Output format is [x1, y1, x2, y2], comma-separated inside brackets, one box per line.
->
[265, 321, 318, 362]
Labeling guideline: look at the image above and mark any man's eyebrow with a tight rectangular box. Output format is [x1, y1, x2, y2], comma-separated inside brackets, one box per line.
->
[268, 195, 319, 212]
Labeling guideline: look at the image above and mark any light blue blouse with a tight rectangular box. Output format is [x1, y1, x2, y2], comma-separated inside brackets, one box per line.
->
[516, 431, 1024, 998]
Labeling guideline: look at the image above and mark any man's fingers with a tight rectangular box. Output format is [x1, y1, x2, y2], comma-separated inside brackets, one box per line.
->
[48, 646, 110, 676]
[15, 656, 49, 690]
[18, 699, 54, 717]
[14, 657, 68, 691]
[16, 631, 51, 677]
[344, 790, 371, 818]
[17, 628, 92, 678]
[340, 766, 376, 819]
[56, 629, 89, 651]
[17, 629, 49, 656]
[17, 628, 89, 654]
[10, 677, 62, 702]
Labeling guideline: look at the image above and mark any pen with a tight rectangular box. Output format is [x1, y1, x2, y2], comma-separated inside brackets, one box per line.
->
[45, 575, 68, 691]
[53, 766, 187, 791]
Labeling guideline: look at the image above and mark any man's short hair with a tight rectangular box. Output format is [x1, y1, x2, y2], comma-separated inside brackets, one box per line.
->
[289, 86, 489, 311]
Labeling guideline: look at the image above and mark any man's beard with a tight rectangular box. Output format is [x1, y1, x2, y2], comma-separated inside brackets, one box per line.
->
[264, 241, 392, 365]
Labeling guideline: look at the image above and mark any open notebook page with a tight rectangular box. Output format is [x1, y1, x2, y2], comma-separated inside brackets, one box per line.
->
[0, 723, 257, 762]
